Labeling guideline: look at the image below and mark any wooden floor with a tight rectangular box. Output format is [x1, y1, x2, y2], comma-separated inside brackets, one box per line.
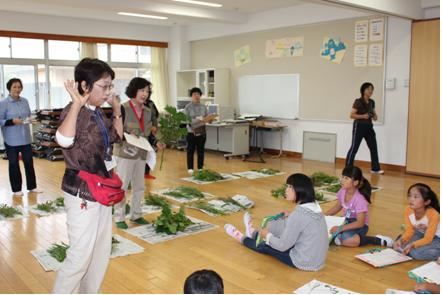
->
[0, 149, 439, 294]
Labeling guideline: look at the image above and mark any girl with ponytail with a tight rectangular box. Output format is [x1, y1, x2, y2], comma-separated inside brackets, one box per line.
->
[326, 166, 393, 247]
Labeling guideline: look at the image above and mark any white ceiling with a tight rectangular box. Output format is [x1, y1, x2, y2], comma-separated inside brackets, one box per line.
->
[0, 0, 308, 26]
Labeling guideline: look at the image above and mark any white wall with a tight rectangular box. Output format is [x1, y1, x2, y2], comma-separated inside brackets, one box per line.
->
[0, 11, 170, 42]
[424, 7, 440, 19]
[170, 4, 412, 166]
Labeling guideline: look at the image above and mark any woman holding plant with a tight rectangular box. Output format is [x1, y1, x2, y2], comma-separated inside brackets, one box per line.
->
[113, 77, 164, 229]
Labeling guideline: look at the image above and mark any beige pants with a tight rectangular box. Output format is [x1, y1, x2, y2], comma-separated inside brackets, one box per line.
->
[52, 192, 112, 294]
[113, 156, 145, 223]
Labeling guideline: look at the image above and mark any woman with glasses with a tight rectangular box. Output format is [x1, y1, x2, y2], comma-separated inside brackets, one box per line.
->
[0, 78, 41, 196]
[112, 77, 164, 229]
[53, 58, 123, 293]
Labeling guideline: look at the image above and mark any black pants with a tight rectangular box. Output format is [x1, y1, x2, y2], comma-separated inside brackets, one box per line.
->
[186, 133, 206, 170]
[5, 143, 37, 192]
[345, 122, 381, 171]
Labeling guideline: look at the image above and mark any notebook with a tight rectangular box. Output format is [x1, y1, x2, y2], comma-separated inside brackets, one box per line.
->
[355, 248, 412, 267]
[408, 261, 440, 284]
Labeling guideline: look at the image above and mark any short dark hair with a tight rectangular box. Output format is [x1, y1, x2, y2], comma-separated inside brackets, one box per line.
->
[189, 87, 202, 97]
[360, 82, 374, 98]
[184, 270, 224, 294]
[74, 58, 115, 95]
[6, 78, 23, 91]
[286, 173, 315, 204]
[125, 77, 152, 99]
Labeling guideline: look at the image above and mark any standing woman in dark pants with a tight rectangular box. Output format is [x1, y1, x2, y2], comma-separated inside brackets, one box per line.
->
[0, 78, 41, 196]
[184, 87, 216, 174]
[345, 82, 384, 174]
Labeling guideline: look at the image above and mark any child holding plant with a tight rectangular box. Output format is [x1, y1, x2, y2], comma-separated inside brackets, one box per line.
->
[224, 173, 329, 271]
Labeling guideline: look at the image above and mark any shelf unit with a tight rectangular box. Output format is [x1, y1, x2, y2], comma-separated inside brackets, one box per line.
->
[176, 68, 230, 110]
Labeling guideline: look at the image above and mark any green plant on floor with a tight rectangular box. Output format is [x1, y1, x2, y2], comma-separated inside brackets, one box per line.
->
[154, 205, 193, 235]
[315, 191, 325, 202]
[47, 242, 69, 262]
[325, 183, 342, 193]
[252, 168, 280, 175]
[192, 169, 224, 182]
[0, 204, 22, 218]
[192, 202, 225, 216]
[145, 194, 170, 207]
[157, 105, 189, 170]
[36, 201, 57, 213]
[311, 172, 339, 187]
[164, 186, 205, 200]
[220, 197, 247, 210]
[271, 184, 287, 198]
[55, 197, 64, 207]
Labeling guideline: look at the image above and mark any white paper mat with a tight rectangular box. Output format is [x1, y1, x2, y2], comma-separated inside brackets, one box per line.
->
[180, 173, 240, 185]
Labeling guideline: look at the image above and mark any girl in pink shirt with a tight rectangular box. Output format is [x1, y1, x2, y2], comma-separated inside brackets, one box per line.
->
[326, 166, 392, 247]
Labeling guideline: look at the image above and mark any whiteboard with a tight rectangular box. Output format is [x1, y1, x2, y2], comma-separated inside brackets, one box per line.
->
[238, 74, 299, 119]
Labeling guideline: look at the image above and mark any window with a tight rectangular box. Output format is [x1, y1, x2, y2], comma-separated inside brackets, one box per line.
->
[113, 68, 137, 102]
[111, 44, 137, 63]
[49, 40, 80, 60]
[138, 46, 151, 63]
[0, 37, 10, 58]
[49, 66, 74, 109]
[37, 64, 48, 110]
[3, 65, 37, 111]
[97, 43, 108, 61]
[11, 38, 44, 59]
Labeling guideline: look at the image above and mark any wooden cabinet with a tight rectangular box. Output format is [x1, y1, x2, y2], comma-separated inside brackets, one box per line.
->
[406, 19, 440, 177]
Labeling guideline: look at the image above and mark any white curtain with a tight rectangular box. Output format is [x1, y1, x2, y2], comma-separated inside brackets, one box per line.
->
[151, 47, 169, 112]
[80, 42, 98, 58]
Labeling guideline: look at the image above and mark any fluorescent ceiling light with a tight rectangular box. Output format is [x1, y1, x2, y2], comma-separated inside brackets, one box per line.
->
[172, 0, 223, 8]
[118, 12, 168, 20]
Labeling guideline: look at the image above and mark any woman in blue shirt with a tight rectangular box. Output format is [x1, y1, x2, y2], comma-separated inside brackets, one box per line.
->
[0, 78, 40, 196]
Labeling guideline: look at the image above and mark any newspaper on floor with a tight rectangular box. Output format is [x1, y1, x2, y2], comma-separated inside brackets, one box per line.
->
[189, 198, 248, 216]
[152, 188, 215, 203]
[231, 194, 254, 209]
[124, 216, 218, 244]
[0, 205, 28, 220]
[233, 170, 285, 179]
[294, 279, 358, 294]
[32, 234, 145, 272]
[28, 205, 65, 217]
[180, 173, 240, 185]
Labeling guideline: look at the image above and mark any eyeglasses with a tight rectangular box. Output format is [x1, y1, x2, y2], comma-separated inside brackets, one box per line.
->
[95, 83, 114, 92]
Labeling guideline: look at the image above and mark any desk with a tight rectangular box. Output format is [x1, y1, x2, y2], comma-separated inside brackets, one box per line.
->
[206, 122, 249, 158]
[246, 121, 286, 163]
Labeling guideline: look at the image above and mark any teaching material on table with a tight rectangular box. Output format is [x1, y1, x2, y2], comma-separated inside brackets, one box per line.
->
[408, 261, 440, 284]
[355, 248, 412, 267]
[294, 279, 358, 294]
[124, 132, 153, 152]
[325, 216, 346, 241]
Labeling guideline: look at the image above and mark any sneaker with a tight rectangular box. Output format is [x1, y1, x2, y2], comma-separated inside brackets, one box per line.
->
[188, 169, 194, 175]
[243, 212, 255, 238]
[376, 234, 393, 247]
[115, 221, 128, 229]
[224, 224, 244, 242]
[131, 217, 149, 225]
[370, 169, 384, 174]
[144, 174, 156, 180]
[13, 191, 23, 196]
[29, 188, 42, 193]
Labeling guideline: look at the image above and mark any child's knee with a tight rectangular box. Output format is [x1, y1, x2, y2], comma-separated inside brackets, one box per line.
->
[410, 247, 439, 260]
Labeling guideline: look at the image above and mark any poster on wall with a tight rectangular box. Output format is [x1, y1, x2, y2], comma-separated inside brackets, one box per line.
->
[320, 37, 347, 64]
[234, 45, 252, 67]
[370, 18, 384, 42]
[354, 44, 368, 67]
[355, 20, 369, 42]
[368, 43, 383, 66]
[265, 37, 304, 58]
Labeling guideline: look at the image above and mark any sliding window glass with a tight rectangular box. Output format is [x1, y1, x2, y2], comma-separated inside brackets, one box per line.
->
[0, 37, 10, 58]
[49, 40, 80, 60]
[11, 38, 44, 59]
[49, 66, 74, 109]
[3, 65, 37, 110]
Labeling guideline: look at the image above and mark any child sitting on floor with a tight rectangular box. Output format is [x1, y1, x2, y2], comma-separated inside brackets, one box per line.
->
[224, 173, 329, 271]
[184, 269, 224, 294]
[325, 166, 392, 247]
[392, 183, 440, 260]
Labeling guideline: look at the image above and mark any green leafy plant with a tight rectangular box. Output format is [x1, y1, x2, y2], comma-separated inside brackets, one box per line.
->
[164, 186, 205, 200]
[55, 197, 64, 207]
[192, 169, 224, 182]
[47, 242, 69, 262]
[315, 191, 325, 202]
[154, 205, 193, 235]
[157, 105, 189, 170]
[0, 204, 22, 218]
[192, 202, 225, 216]
[325, 183, 342, 193]
[220, 197, 247, 210]
[36, 201, 57, 213]
[271, 184, 287, 198]
[145, 194, 170, 207]
[311, 172, 339, 187]
[252, 168, 280, 175]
